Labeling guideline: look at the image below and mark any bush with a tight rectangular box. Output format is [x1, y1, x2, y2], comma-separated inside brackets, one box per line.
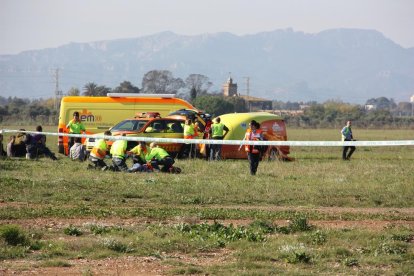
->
[63, 225, 83, 236]
[0, 224, 29, 246]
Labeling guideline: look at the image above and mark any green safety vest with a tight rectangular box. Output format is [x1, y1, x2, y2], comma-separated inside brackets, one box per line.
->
[67, 119, 85, 134]
[146, 147, 170, 161]
[110, 140, 127, 158]
[184, 124, 195, 137]
[211, 123, 225, 138]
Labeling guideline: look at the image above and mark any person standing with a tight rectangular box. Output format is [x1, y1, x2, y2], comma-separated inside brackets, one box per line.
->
[183, 119, 197, 158]
[110, 135, 128, 171]
[209, 117, 229, 161]
[240, 120, 263, 175]
[341, 120, 356, 160]
[66, 111, 86, 153]
[202, 115, 212, 161]
[89, 130, 111, 170]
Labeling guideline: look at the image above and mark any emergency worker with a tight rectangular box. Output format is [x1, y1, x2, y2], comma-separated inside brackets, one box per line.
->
[202, 114, 212, 160]
[127, 141, 152, 172]
[209, 117, 229, 160]
[110, 135, 128, 171]
[183, 119, 197, 158]
[66, 111, 86, 152]
[341, 120, 356, 160]
[89, 130, 111, 170]
[240, 120, 263, 175]
[146, 142, 175, 172]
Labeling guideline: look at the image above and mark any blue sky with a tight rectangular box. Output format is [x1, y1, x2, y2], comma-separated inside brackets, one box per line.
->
[1, 0, 413, 54]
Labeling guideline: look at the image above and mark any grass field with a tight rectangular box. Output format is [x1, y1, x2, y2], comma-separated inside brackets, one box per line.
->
[0, 126, 413, 275]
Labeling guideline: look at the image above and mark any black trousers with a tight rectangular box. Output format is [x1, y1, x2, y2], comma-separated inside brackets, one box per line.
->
[151, 156, 175, 172]
[342, 146, 356, 160]
[247, 152, 260, 175]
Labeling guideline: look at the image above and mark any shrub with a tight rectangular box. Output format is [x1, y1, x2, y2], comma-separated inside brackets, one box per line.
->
[63, 225, 83, 236]
[0, 224, 29, 246]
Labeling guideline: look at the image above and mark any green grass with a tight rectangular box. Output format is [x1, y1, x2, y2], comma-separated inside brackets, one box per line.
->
[0, 126, 413, 274]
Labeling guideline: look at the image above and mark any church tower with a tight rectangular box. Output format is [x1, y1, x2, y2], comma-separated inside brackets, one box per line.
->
[222, 76, 238, 97]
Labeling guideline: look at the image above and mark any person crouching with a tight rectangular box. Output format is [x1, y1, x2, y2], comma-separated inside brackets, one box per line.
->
[89, 130, 111, 170]
[146, 142, 175, 172]
[110, 134, 128, 172]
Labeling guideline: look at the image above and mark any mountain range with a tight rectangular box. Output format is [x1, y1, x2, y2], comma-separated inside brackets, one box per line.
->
[0, 28, 413, 104]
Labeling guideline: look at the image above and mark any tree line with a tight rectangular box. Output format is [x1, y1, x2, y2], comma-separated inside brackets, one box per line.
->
[1, 69, 413, 128]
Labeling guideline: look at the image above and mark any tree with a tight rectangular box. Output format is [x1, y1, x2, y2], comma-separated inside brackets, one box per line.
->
[141, 70, 184, 94]
[185, 74, 212, 101]
[193, 95, 234, 116]
[113, 81, 140, 94]
[225, 96, 248, 113]
[96, 85, 111, 96]
[83, 82, 98, 96]
[366, 97, 396, 110]
[67, 87, 80, 96]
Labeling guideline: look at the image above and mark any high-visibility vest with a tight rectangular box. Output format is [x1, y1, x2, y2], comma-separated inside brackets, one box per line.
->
[90, 139, 107, 159]
[184, 124, 195, 139]
[110, 140, 127, 158]
[211, 123, 225, 138]
[146, 147, 170, 161]
[341, 126, 352, 141]
[129, 144, 150, 161]
[244, 129, 263, 153]
[67, 119, 86, 134]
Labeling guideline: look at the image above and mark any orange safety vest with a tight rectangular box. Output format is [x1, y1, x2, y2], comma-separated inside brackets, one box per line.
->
[244, 129, 263, 154]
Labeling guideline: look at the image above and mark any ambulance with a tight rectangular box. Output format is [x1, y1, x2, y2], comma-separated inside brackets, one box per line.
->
[215, 112, 291, 160]
[57, 93, 196, 154]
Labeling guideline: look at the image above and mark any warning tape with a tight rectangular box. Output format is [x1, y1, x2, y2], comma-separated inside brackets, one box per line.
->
[1, 129, 414, 147]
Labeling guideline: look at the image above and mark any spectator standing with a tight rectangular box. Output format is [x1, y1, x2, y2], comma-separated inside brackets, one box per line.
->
[240, 120, 264, 175]
[209, 117, 229, 161]
[66, 111, 86, 153]
[341, 120, 356, 160]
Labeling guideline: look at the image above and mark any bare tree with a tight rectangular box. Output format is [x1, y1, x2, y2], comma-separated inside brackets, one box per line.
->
[185, 74, 212, 101]
[67, 87, 80, 96]
[141, 70, 184, 94]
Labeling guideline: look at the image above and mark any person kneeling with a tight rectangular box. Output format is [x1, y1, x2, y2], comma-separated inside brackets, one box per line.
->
[146, 142, 175, 172]
[110, 135, 128, 172]
[88, 130, 111, 170]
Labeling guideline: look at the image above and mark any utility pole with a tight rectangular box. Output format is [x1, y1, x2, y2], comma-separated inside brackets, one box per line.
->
[53, 68, 63, 110]
[244, 77, 250, 111]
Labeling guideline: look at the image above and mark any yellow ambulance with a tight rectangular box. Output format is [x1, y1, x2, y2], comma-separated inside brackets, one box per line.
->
[57, 93, 196, 154]
[214, 112, 291, 160]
